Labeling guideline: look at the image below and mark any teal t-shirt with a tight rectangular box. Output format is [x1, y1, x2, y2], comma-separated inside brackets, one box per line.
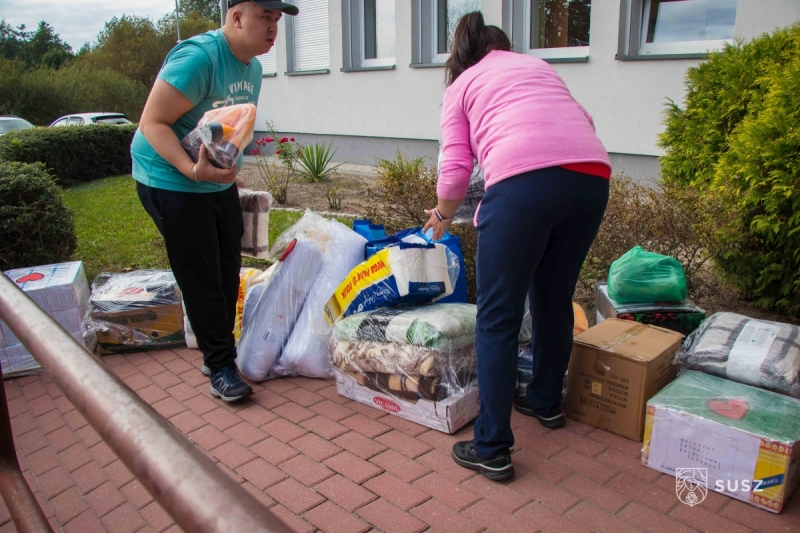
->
[131, 29, 262, 193]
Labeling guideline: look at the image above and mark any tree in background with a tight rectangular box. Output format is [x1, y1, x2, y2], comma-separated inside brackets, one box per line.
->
[179, 0, 221, 23]
[0, 19, 73, 69]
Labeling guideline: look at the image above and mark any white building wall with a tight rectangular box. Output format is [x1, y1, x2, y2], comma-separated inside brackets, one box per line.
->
[256, 0, 800, 162]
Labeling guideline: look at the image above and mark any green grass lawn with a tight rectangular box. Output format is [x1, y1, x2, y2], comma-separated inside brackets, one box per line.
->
[63, 176, 350, 282]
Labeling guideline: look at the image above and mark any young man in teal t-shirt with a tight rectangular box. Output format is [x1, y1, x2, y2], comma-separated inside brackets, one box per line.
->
[132, 0, 298, 401]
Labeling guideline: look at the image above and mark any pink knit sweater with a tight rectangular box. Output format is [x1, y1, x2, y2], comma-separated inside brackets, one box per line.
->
[437, 50, 611, 200]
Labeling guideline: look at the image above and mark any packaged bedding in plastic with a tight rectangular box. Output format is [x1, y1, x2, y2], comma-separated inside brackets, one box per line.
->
[86, 270, 184, 354]
[331, 303, 477, 400]
[266, 211, 367, 379]
[323, 241, 460, 323]
[181, 103, 257, 169]
[239, 189, 273, 259]
[677, 312, 800, 399]
[236, 239, 323, 381]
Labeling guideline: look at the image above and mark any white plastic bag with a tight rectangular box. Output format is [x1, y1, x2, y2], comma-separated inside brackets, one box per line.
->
[271, 211, 367, 378]
[236, 239, 323, 381]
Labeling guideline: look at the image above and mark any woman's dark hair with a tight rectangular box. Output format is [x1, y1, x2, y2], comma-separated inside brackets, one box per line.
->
[444, 12, 512, 86]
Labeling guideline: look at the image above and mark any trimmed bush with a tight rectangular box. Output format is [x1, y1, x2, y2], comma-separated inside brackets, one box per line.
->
[0, 124, 137, 185]
[0, 161, 77, 270]
[660, 23, 800, 315]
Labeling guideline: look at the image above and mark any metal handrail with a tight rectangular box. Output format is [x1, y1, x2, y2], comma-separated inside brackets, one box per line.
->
[0, 274, 293, 533]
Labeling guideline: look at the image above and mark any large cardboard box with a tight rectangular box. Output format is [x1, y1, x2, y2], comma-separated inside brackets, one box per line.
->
[1, 262, 89, 378]
[334, 369, 479, 434]
[90, 270, 184, 354]
[643, 371, 800, 513]
[595, 282, 705, 336]
[566, 319, 684, 441]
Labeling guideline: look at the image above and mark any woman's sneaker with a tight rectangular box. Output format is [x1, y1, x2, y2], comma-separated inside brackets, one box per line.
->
[209, 364, 253, 402]
[513, 397, 566, 429]
[201, 365, 211, 376]
[451, 440, 514, 481]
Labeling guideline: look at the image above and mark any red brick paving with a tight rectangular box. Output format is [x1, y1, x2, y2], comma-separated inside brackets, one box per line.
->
[3, 347, 799, 532]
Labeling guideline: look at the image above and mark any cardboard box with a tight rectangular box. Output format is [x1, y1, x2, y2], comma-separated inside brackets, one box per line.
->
[595, 281, 705, 336]
[566, 318, 684, 441]
[643, 371, 800, 513]
[1, 262, 90, 378]
[93, 302, 184, 354]
[334, 369, 479, 434]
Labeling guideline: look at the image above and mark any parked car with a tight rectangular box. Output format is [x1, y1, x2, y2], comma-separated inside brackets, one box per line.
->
[0, 115, 35, 135]
[50, 113, 132, 127]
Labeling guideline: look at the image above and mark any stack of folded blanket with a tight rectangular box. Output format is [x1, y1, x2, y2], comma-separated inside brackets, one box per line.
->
[331, 303, 477, 402]
[679, 312, 800, 398]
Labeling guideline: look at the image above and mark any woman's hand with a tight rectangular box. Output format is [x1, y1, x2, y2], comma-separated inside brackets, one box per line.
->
[423, 208, 454, 241]
[194, 144, 237, 185]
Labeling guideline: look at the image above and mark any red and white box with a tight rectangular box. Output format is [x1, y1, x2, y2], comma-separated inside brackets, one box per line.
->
[333, 368, 479, 434]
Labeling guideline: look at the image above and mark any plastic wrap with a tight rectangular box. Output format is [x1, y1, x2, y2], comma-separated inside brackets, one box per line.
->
[607, 246, 687, 304]
[437, 146, 485, 225]
[181, 103, 257, 169]
[642, 370, 800, 513]
[239, 189, 273, 259]
[331, 303, 477, 402]
[676, 312, 800, 398]
[2, 261, 90, 377]
[86, 270, 184, 354]
[324, 242, 460, 323]
[236, 239, 323, 381]
[267, 211, 367, 379]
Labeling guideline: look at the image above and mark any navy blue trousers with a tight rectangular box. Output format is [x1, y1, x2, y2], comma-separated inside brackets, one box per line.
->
[473, 167, 609, 459]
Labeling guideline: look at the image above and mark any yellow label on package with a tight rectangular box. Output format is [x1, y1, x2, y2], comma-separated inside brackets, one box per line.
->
[233, 268, 261, 342]
[325, 249, 393, 323]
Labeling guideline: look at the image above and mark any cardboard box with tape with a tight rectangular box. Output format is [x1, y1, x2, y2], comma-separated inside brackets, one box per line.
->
[566, 318, 684, 441]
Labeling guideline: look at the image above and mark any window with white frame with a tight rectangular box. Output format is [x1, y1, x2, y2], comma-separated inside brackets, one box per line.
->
[342, 0, 396, 71]
[619, 0, 738, 58]
[286, 0, 330, 73]
[255, 47, 278, 76]
[433, 0, 482, 62]
[525, 0, 591, 59]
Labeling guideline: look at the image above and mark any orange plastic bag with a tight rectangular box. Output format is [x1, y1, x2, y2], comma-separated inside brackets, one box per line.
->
[181, 103, 257, 169]
[572, 302, 588, 336]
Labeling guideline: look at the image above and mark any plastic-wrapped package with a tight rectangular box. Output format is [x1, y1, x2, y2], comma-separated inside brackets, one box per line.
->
[642, 371, 800, 513]
[437, 146, 485, 225]
[236, 240, 323, 381]
[516, 344, 533, 400]
[607, 246, 687, 304]
[519, 299, 588, 343]
[181, 103, 257, 169]
[332, 304, 477, 397]
[267, 211, 367, 378]
[2, 261, 90, 377]
[677, 312, 800, 398]
[86, 270, 184, 354]
[324, 242, 460, 323]
[239, 189, 273, 259]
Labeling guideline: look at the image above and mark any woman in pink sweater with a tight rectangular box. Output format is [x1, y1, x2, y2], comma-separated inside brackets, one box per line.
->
[423, 12, 610, 482]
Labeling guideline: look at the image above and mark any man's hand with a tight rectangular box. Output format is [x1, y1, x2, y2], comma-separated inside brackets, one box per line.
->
[195, 145, 238, 185]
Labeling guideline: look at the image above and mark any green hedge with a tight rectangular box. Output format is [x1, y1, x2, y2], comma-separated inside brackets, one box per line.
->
[0, 161, 77, 270]
[660, 23, 800, 316]
[0, 124, 137, 185]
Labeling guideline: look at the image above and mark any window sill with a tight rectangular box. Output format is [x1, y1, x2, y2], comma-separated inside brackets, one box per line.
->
[341, 65, 396, 73]
[616, 53, 709, 61]
[285, 69, 330, 76]
[262, 73, 277, 78]
[542, 56, 589, 64]
[409, 63, 445, 69]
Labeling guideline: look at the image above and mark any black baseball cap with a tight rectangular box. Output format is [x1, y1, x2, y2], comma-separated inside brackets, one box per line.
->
[228, 0, 299, 15]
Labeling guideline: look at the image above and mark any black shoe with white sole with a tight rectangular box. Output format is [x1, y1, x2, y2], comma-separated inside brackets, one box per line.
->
[513, 397, 566, 429]
[451, 440, 514, 481]
[209, 364, 252, 402]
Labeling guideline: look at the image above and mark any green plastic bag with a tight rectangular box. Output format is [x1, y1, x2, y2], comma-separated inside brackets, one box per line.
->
[607, 246, 687, 304]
